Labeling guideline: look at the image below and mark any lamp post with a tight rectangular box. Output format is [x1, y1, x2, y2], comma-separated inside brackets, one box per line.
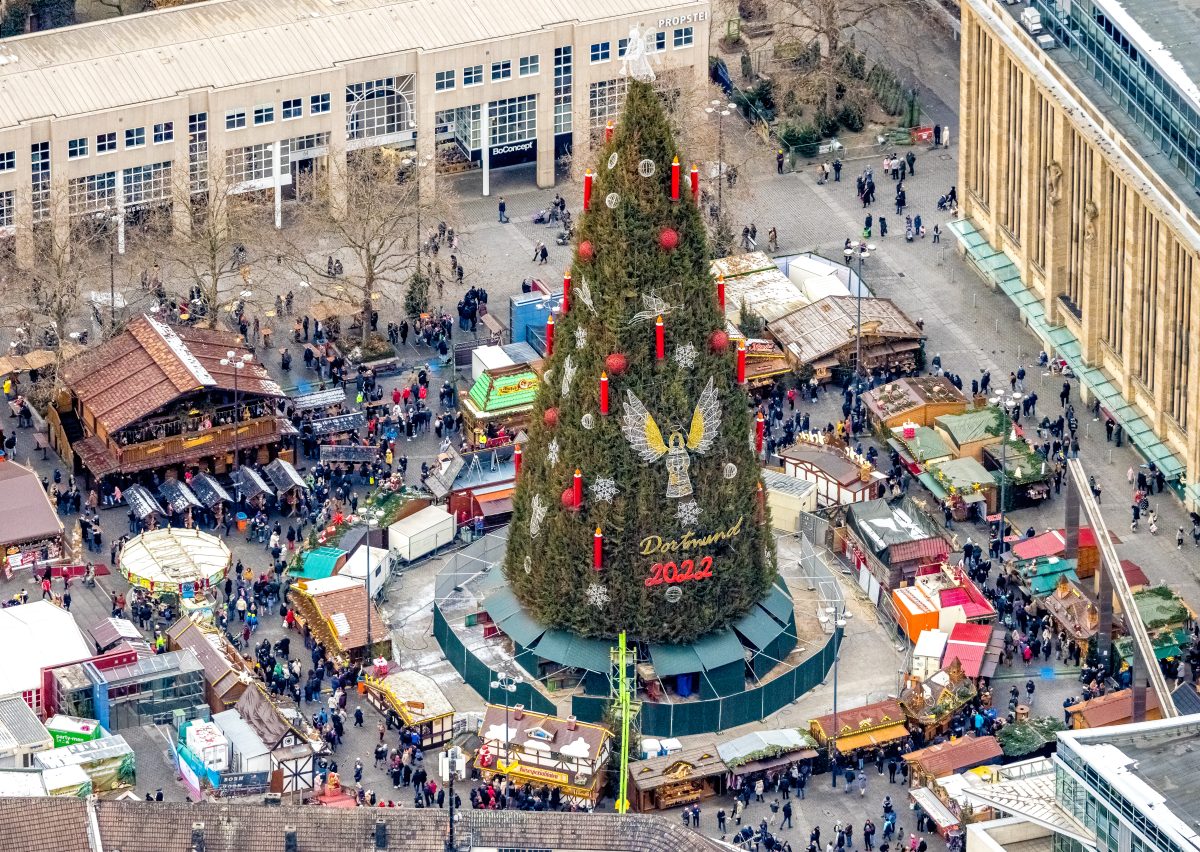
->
[488, 671, 521, 768]
[704, 100, 737, 219]
[403, 155, 431, 265]
[824, 603, 850, 786]
[988, 393, 1022, 555]
[842, 241, 875, 419]
[363, 507, 386, 657]
[219, 350, 251, 470]
[441, 745, 466, 852]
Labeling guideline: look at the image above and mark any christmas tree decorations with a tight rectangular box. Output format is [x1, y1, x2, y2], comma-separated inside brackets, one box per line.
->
[513, 443, 523, 478]
[583, 169, 594, 211]
[562, 271, 572, 314]
[737, 338, 747, 384]
[716, 274, 726, 311]
[503, 81, 775, 643]
[545, 313, 556, 356]
[690, 163, 700, 201]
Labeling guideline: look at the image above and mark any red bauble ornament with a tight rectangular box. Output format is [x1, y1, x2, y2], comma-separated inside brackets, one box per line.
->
[605, 353, 629, 376]
[578, 241, 594, 262]
[561, 488, 576, 509]
[659, 227, 679, 251]
[709, 330, 730, 353]
[543, 407, 559, 428]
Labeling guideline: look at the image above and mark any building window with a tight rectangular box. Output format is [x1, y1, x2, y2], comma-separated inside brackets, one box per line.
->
[554, 46, 573, 135]
[589, 78, 628, 126]
[491, 60, 512, 81]
[188, 112, 208, 193]
[464, 65, 483, 87]
[282, 99, 302, 120]
[0, 190, 12, 228]
[0, 151, 13, 172]
[153, 122, 174, 144]
[68, 138, 89, 159]
[652, 31, 665, 52]
[96, 132, 117, 153]
[488, 94, 536, 146]
[226, 111, 246, 130]
[435, 70, 455, 91]
[125, 127, 146, 148]
[346, 77, 414, 140]
[278, 132, 330, 168]
[253, 105, 275, 125]
[673, 27, 694, 48]
[67, 171, 117, 217]
[590, 42, 610, 63]
[124, 162, 172, 208]
[30, 141, 50, 222]
[310, 93, 331, 114]
[519, 55, 539, 76]
[225, 143, 274, 188]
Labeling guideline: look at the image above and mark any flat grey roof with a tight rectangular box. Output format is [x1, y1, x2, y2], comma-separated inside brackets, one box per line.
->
[1103, 0, 1200, 100]
[0, 0, 686, 128]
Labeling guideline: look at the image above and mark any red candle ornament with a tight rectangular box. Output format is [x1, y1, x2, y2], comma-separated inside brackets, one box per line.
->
[513, 443, 522, 478]
[562, 271, 571, 315]
[599, 371, 610, 415]
[545, 313, 555, 356]
[573, 468, 583, 508]
[755, 410, 766, 453]
[737, 338, 747, 384]
[655, 315, 665, 360]
[717, 274, 726, 311]
[690, 163, 700, 201]
[671, 156, 680, 202]
[583, 169, 593, 212]
[593, 527, 604, 570]
[605, 120, 614, 142]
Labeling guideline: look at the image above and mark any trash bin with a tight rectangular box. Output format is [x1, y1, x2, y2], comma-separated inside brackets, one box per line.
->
[236, 512, 248, 532]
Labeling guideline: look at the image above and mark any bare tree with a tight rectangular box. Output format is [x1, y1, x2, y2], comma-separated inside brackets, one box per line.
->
[774, 0, 914, 116]
[280, 148, 452, 349]
[164, 167, 271, 331]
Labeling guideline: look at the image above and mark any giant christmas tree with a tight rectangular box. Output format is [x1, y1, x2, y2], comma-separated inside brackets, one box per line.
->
[504, 81, 776, 644]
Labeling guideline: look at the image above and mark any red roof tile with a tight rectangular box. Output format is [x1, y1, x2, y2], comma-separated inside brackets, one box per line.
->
[903, 735, 1002, 777]
[942, 622, 993, 678]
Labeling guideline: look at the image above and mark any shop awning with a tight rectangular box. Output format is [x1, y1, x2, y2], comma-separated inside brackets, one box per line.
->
[190, 473, 233, 508]
[910, 785, 960, 830]
[233, 466, 274, 500]
[291, 388, 347, 411]
[734, 605, 788, 651]
[530, 629, 613, 674]
[735, 750, 819, 775]
[477, 494, 514, 517]
[833, 723, 909, 752]
[158, 479, 204, 513]
[264, 458, 307, 493]
[124, 485, 165, 519]
[648, 643, 705, 677]
[917, 472, 948, 500]
[482, 587, 544, 648]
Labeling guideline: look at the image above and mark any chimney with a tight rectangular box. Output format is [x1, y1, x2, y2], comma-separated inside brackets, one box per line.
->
[191, 822, 205, 852]
[375, 818, 388, 849]
[566, 715, 577, 731]
[285, 827, 298, 852]
[512, 704, 524, 721]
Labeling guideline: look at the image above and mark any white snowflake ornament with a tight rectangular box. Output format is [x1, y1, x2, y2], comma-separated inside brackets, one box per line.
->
[586, 583, 611, 608]
[723, 463, 738, 480]
[605, 192, 621, 209]
[591, 476, 619, 503]
[607, 152, 619, 170]
[547, 438, 560, 467]
[581, 413, 595, 430]
[638, 159, 656, 177]
[673, 343, 698, 369]
[574, 325, 588, 350]
[665, 586, 683, 603]
[523, 555, 532, 574]
[676, 500, 702, 527]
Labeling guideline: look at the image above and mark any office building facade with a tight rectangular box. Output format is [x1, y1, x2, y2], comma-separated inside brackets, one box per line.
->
[956, 0, 1200, 508]
[0, 0, 710, 262]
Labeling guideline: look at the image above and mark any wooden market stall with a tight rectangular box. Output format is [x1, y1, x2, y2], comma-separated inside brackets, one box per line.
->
[903, 735, 1002, 788]
[900, 659, 979, 740]
[474, 704, 612, 807]
[777, 439, 883, 507]
[865, 377, 968, 431]
[809, 699, 910, 756]
[919, 456, 999, 519]
[287, 574, 391, 663]
[933, 409, 1006, 463]
[0, 460, 66, 573]
[460, 364, 540, 438]
[981, 439, 1052, 509]
[363, 669, 455, 749]
[890, 426, 955, 474]
[842, 497, 950, 597]
[892, 563, 996, 643]
[1010, 528, 1120, 581]
[1041, 576, 1099, 657]
[627, 744, 727, 812]
[1066, 688, 1162, 729]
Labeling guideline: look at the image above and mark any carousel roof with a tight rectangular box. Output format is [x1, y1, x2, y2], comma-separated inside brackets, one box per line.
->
[118, 528, 232, 591]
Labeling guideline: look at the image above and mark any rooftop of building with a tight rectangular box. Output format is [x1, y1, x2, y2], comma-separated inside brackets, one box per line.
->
[1060, 715, 1200, 851]
[989, 0, 1200, 223]
[1091, 0, 1200, 108]
[0, 0, 691, 128]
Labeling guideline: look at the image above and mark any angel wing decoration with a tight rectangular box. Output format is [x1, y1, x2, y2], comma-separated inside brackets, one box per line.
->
[621, 376, 722, 499]
[575, 276, 597, 314]
[619, 26, 660, 82]
[629, 292, 680, 325]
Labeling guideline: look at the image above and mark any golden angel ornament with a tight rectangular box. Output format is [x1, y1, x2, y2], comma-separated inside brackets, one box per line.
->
[621, 376, 721, 499]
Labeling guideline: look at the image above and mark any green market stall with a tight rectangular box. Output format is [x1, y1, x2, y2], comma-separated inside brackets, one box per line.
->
[461, 364, 540, 438]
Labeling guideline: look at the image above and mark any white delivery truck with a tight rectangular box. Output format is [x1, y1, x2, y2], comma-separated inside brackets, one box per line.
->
[1020, 7, 1043, 35]
[388, 506, 457, 563]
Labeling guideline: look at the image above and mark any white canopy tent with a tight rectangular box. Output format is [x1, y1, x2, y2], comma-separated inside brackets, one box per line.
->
[118, 528, 232, 597]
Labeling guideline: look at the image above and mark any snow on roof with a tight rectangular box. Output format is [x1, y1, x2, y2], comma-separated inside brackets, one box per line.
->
[0, 602, 91, 698]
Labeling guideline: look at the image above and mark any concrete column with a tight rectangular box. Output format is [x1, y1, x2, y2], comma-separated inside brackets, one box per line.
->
[1151, 227, 1173, 432]
[957, 10, 975, 220]
[1044, 108, 1071, 317]
[272, 141, 282, 230]
[1017, 74, 1037, 283]
[50, 176, 70, 261]
[171, 128, 192, 238]
[14, 189, 33, 267]
[985, 35, 1004, 234]
[1186, 248, 1200, 510]
[414, 60, 438, 201]
[1063, 480, 1079, 561]
[116, 168, 127, 254]
[1078, 161, 1106, 365]
[534, 89, 555, 190]
[1121, 195, 1143, 397]
[571, 49, 592, 180]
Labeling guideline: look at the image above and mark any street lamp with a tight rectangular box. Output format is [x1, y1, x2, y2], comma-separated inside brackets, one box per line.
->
[823, 603, 850, 786]
[988, 394, 1021, 556]
[440, 745, 466, 852]
[843, 241, 875, 419]
[703, 100, 737, 219]
[403, 155, 432, 266]
[488, 671, 521, 769]
[219, 350, 251, 470]
[362, 507, 386, 656]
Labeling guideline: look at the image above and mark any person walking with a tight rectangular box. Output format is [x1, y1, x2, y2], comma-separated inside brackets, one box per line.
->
[833, 159, 842, 181]
[498, 197, 508, 223]
[781, 800, 793, 829]
[777, 149, 785, 174]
